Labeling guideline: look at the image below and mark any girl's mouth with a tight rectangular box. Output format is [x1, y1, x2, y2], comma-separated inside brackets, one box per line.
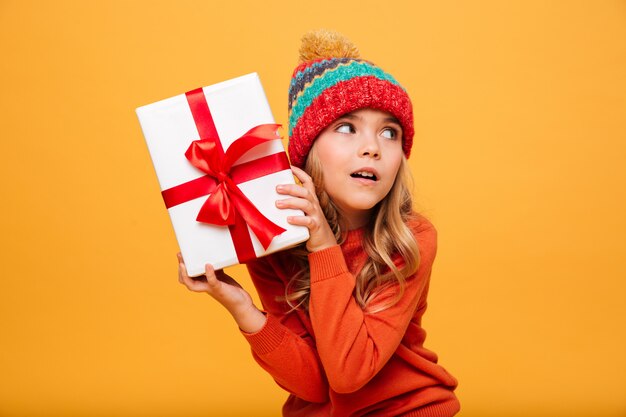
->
[350, 171, 378, 181]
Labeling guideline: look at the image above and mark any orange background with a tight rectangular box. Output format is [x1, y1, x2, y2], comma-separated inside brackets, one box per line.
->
[1, 1, 625, 416]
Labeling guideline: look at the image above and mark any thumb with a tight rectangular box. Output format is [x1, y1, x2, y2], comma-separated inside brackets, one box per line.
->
[204, 264, 222, 290]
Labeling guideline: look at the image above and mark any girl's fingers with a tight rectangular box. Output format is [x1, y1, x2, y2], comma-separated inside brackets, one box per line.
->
[178, 258, 188, 281]
[288, 166, 317, 193]
[276, 166, 318, 207]
[276, 183, 314, 199]
[178, 254, 211, 292]
[180, 271, 205, 292]
[204, 264, 221, 290]
[177, 252, 188, 284]
[276, 197, 314, 213]
[291, 165, 312, 184]
[286, 215, 317, 229]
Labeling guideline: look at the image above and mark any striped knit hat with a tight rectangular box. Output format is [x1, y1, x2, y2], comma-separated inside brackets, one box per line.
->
[288, 30, 414, 168]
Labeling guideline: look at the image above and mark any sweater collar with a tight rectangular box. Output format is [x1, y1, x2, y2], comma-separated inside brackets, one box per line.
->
[340, 227, 367, 272]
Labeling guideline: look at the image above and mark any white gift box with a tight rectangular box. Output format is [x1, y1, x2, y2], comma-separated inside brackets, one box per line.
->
[136, 73, 309, 276]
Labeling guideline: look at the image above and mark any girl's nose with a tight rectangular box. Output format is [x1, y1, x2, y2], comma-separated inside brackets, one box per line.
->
[359, 133, 381, 159]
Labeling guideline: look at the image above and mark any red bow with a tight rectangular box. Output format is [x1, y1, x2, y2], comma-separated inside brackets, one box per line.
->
[184, 124, 286, 249]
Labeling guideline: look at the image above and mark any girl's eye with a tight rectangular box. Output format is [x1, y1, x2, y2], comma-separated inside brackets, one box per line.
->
[336, 123, 355, 134]
[381, 128, 398, 139]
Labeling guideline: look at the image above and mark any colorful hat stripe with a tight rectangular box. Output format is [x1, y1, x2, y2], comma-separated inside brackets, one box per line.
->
[288, 58, 353, 108]
[288, 60, 403, 135]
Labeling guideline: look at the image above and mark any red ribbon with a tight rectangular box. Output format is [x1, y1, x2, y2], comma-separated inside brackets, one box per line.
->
[184, 124, 287, 249]
[160, 88, 288, 262]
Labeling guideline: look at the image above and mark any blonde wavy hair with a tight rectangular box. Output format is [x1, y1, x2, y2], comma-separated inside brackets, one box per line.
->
[282, 147, 421, 314]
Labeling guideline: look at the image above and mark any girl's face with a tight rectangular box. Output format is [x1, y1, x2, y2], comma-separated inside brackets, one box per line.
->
[310, 108, 405, 229]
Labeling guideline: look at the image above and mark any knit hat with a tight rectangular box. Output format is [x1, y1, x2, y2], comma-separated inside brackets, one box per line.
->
[287, 30, 414, 168]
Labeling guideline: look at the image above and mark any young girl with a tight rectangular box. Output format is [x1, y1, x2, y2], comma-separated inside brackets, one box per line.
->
[178, 30, 460, 417]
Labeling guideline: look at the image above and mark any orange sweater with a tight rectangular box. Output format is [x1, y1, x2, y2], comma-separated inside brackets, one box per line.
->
[243, 214, 460, 417]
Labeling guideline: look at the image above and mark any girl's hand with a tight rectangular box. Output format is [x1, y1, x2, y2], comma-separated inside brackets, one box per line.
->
[177, 253, 266, 333]
[276, 166, 337, 253]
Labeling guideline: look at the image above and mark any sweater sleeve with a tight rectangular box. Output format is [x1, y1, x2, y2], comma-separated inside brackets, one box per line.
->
[242, 257, 329, 403]
[308, 219, 437, 393]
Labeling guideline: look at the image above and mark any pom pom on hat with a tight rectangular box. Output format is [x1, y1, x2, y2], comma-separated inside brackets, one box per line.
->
[287, 29, 414, 168]
[299, 29, 360, 62]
